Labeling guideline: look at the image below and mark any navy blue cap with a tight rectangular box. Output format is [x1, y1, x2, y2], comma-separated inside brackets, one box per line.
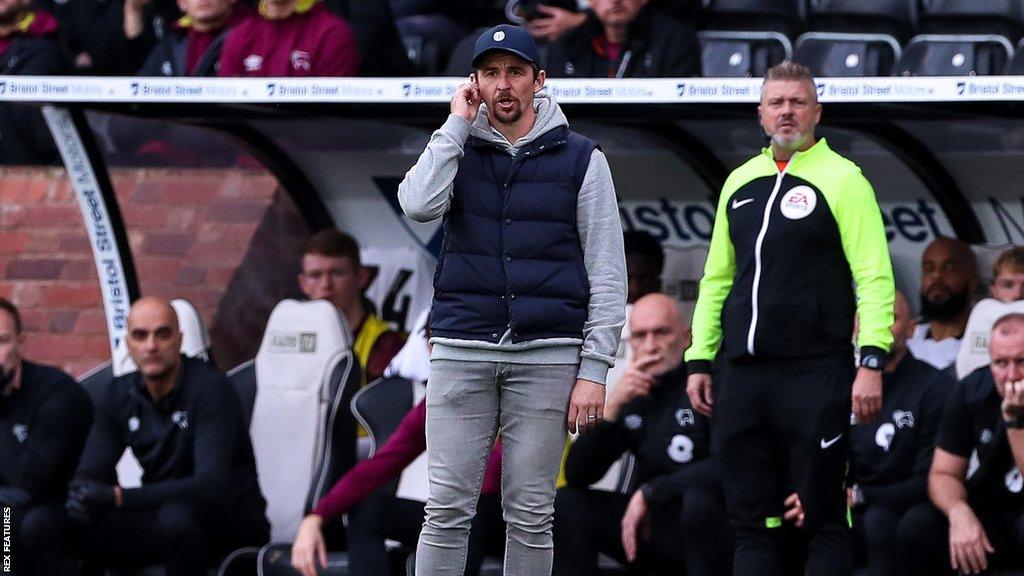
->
[471, 25, 540, 68]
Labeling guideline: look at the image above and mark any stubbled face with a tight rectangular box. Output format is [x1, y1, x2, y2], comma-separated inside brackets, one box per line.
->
[920, 240, 976, 319]
[628, 296, 690, 375]
[126, 301, 182, 382]
[992, 268, 1024, 303]
[475, 52, 544, 127]
[990, 326, 1024, 394]
[758, 79, 821, 153]
[299, 253, 363, 312]
[591, 0, 647, 28]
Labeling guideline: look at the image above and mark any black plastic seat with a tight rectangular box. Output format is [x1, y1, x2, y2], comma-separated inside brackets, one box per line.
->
[1006, 37, 1024, 74]
[698, 30, 792, 77]
[918, 0, 1024, 41]
[700, 0, 805, 38]
[794, 32, 900, 77]
[895, 34, 1013, 76]
[805, 0, 916, 42]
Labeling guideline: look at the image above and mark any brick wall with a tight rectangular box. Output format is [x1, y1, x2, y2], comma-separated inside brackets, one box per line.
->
[0, 166, 310, 378]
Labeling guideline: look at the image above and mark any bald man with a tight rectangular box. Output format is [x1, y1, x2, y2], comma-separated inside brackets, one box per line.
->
[66, 297, 268, 576]
[846, 291, 954, 576]
[899, 312, 1024, 575]
[909, 238, 979, 371]
[553, 293, 731, 576]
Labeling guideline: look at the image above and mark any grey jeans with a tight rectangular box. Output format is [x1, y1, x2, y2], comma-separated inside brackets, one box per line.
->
[415, 359, 577, 576]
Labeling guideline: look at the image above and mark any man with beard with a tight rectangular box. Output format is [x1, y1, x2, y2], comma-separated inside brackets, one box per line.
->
[686, 61, 894, 576]
[0, 298, 92, 575]
[398, 24, 626, 576]
[64, 297, 269, 575]
[908, 237, 979, 372]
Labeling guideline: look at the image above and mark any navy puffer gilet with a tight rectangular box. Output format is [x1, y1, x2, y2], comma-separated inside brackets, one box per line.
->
[430, 124, 598, 343]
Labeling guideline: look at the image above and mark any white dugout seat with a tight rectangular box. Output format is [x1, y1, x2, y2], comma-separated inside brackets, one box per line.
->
[956, 297, 1024, 380]
[227, 299, 362, 544]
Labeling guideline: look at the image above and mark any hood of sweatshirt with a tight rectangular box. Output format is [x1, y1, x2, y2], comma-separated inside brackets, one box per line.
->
[470, 90, 568, 152]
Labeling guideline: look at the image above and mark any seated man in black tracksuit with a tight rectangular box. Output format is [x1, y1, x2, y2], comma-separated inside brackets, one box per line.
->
[63, 297, 269, 576]
[552, 293, 731, 576]
[897, 312, 1024, 575]
[0, 298, 93, 576]
[544, 0, 699, 78]
[847, 291, 953, 576]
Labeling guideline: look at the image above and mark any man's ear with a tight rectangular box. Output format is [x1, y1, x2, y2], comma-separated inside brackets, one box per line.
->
[358, 266, 371, 291]
[534, 69, 546, 93]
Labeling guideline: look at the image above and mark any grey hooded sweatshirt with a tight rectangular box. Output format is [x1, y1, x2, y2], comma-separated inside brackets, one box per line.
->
[398, 92, 626, 385]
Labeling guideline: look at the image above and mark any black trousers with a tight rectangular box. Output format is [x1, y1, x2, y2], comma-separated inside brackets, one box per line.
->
[11, 500, 267, 576]
[851, 503, 906, 576]
[713, 359, 854, 576]
[897, 502, 1024, 575]
[344, 492, 504, 576]
[551, 485, 733, 576]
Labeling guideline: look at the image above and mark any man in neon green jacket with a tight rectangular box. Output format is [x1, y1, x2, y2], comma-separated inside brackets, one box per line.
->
[685, 61, 895, 576]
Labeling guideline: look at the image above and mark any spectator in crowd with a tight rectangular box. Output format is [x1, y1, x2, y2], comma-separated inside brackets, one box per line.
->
[218, 0, 359, 76]
[35, 0, 124, 74]
[523, 1, 587, 42]
[398, 24, 626, 576]
[624, 230, 664, 305]
[847, 291, 954, 576]
[291, 318, 504, 576]
[297, 229, 406, 384]
[908, 237, 979, 371]
[553, 293, 730, 576]
[990, 246, 1024, 303]
[64, 297, 269, 576]
[0, 0, 66, 164]
[0, 298, 92, 575]
[130, 0, 251, 76]
[686, 61, 895, 576]
[898, 312, 1024, 575]
[545, 0, 699, 78]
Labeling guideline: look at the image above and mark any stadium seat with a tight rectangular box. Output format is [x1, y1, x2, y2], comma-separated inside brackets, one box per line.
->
[956, 298, 1024, 379]
[700, 0, 805, 38]
[698, 30, 792, 78]
[1006, 38, 1024, 74]
[804, 0, 917, 41]
[918, 0, 1024, 41]
[229, 299, 361, 543]
[794, 32, 901, 77]
[894, 35, 1014, 76]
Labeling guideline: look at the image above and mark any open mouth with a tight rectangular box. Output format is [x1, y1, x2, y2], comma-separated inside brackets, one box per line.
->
[496, 95, 516, 112]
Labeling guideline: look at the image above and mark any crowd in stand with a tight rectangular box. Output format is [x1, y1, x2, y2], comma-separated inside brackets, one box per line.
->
[5, 222, 1024, 574]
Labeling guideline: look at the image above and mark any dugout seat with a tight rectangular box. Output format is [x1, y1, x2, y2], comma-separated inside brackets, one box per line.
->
[794, 33, 900, 77]
[700, 0, 805, 39]
[805, 0, 916, 41]
[895, 35, 1013, 76]
[229, 299, 361, 543]
[956, 298, 1024, 380]
[918, 0, 1024, 41]
[698, 30, 792, 77]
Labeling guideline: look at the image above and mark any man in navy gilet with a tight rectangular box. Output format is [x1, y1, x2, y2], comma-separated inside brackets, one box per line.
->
[398, 24, 626, 576]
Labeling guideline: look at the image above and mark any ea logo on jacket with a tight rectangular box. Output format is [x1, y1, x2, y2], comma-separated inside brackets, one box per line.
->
[779, 185, 817, 220]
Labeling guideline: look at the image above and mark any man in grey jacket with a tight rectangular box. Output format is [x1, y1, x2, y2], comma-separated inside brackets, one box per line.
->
[398, 24, 626, 576]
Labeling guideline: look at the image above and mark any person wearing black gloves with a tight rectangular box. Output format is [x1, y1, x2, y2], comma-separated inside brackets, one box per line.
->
[553, 293, 731, 576]
[0, 298, 92, 576]
[847, 291, 953, 576]
[64, 297, 269, 576]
